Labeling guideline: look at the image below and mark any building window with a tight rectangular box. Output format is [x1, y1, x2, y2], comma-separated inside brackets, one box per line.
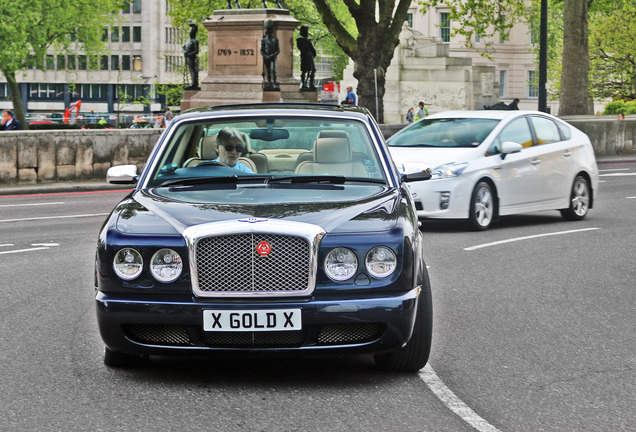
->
[0, 83, 8, 99]
[117, 84, 144, 100]
[111, 27, 119, 42]
[111, 55, 120, 70]
[133, 0, 141, 13]
[440, 12, 450, 43]
[101, 28, 108, 42]
[122, 55, 131, 70]
[122, 2, 130, 13]
[122, 27, 130, 42]
[133, 55, 142, 71]
[57, 55, 65, 70]
[68, 55, 76, 70]
[46, 55, 55, 70]
[406, 13, 413, 28]
[500, 70, 507, 98]
[79, 55, 87, 70]
[528, 70, 538, 98]
[133, 26, 141, 42]
[28, 83, 64, 99]
[100, 55, 109, 70]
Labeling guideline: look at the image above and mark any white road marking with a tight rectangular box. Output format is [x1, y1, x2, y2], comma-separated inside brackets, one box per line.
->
[0, 213, 108, 223]
[627, 197, 636, 199]
[1, 244, 15, 247]
[0, 247, 50, 255]
[0, 201, 65, 208]
[464, 228, 601, 251]
[598, 168, 629, 172]
[599, 172, 636, 176]
[31, 243, 60, 247]
[420, 364, 501, 432]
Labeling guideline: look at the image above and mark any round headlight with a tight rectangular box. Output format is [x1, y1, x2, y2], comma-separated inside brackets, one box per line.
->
[365, 246, 397, 278]
[324, 247, 358, 281]
[150, 248, 183, 283]
[113, 248, 143, 280]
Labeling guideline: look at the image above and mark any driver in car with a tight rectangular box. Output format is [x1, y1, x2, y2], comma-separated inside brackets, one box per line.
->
[214, 127, 254, 173]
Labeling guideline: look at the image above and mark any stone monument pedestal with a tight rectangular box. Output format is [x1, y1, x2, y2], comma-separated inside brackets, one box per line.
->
[181, 9, 316, 110]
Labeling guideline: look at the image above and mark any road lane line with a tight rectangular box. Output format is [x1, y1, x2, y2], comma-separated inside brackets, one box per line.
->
[0, 247, 49, 255]
[599, 172, 636, 176]
[1, 244, 15, 247]
[0, 201, 65, 208]
[0, 190, 132, 199]
[420, 365, 501, 432]
[31, 243, 60, 247]
[598, 168, 629, 172]
[464, 228, 600, 251]
[0, 213, 109, 223]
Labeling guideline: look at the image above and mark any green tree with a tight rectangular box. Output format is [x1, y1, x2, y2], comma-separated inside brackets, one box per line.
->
[0, 0, 121, 128]
[312, 0, 411, 122]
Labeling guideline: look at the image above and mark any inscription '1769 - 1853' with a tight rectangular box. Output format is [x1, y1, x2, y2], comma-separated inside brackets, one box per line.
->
[215, 38, 258, 66]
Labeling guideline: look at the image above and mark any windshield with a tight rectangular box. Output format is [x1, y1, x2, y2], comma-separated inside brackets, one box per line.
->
[146, 116, 387, 187]
[388, 118, 499, 148]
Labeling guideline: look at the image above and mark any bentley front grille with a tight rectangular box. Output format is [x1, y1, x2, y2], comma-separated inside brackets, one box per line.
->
[195, 233, 311, 295]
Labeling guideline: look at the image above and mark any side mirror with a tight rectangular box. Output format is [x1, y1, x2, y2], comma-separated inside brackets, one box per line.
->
[107, 164, 138, 184]
[500, 141, 523, 158]
[399, 162, 432, 182]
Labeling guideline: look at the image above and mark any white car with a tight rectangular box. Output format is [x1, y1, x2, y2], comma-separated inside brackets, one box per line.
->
[388, 110, 599, 230]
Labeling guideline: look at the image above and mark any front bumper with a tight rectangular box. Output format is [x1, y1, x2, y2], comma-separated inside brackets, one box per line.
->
[96, 287, 421, 357]
[406, 177, 473, 219]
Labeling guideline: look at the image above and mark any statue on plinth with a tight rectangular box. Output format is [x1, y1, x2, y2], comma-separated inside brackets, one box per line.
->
[297, 25, 316, 90]
[260, 20, 280, 90]
[183, 21, 200, 90]
[262, 0, 283, 7]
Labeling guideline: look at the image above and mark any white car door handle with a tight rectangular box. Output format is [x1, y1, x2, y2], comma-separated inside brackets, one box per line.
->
[531, 158, 541, 165]
[563, 150, 572, 157]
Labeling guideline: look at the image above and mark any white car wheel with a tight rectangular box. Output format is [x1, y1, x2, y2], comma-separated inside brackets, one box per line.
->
[469, 181, 495, 230]
[560, 175, 590, 221]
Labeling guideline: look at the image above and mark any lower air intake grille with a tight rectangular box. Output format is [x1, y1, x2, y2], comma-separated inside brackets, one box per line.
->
[124, 324, 191, 346]
[317, 323, 384, 345]
[201, 330, 305, 347]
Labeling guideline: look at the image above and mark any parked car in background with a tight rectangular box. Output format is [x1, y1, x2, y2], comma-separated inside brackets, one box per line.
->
[388, 110, 599, 230]
[96, 103, 433, 371]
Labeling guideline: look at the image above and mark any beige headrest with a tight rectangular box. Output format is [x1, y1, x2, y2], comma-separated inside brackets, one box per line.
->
[201, 135, 218, 159]
[314, 137, 351, 163]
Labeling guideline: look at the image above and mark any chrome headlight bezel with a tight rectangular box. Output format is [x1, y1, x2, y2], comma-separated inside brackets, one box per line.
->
[324, 247, 358, 281]
[365, 246, 397, 278]
[150, 248, 183, 283]
[113, 248, 143, 281]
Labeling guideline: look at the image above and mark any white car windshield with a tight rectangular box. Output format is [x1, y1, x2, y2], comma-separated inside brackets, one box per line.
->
[389, 118, 500, 148]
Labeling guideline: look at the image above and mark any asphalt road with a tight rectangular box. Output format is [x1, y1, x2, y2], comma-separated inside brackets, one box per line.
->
[0, 162, 634, 431]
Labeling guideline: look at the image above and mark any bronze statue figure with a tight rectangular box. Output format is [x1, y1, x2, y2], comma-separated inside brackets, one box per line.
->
[262, 0, 283, 7]
[182, 21, 200, 90]
[297, 25, 317, 90]
[226, 0, 241, 8]
[260, 20, 280, 90]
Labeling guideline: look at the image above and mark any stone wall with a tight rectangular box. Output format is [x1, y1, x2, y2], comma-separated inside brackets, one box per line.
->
[0, 117, 633, 185]
[0, 129, 162, 184]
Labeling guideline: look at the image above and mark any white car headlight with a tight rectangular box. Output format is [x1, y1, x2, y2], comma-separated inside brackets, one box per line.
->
[113, 248, 143, 280]
[324, 247, 358, 281]
[150, 248, 183, 283]
[431, 162, 468, 179]
[365, 246, 397, 278]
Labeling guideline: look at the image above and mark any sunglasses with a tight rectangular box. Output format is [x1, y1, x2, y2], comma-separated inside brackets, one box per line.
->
[222, 144, 244, 153]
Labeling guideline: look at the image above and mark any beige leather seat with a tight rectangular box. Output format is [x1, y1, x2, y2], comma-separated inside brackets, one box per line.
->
[294, 136, 368, 177]
[242, 132, 268, 173]
[184, 135, 218, 167]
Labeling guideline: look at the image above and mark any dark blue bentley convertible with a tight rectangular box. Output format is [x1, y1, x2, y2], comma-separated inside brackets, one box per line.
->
[95, 103, 432, 371]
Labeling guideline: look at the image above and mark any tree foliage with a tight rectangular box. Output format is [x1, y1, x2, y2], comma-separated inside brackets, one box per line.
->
[0, 0, 121, 128]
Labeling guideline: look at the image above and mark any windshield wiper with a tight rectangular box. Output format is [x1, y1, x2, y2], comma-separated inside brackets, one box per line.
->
[158, 176, 240, 187]
[266, 175, 386, 185]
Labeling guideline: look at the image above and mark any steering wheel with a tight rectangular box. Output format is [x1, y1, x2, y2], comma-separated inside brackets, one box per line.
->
[195, 161, 229, 168]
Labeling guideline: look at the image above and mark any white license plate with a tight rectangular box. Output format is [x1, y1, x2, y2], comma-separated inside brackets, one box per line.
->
[203, 309, 302, 332]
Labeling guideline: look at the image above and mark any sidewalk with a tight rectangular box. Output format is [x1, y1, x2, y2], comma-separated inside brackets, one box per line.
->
[0, 155, 634, 196]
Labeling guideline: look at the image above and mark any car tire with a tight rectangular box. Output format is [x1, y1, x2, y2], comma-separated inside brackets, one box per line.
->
[374, 270, 433, 372]
[468, 181, 495, 231]
[560, 175, 590, 221]
[104, 347, 149, 368]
